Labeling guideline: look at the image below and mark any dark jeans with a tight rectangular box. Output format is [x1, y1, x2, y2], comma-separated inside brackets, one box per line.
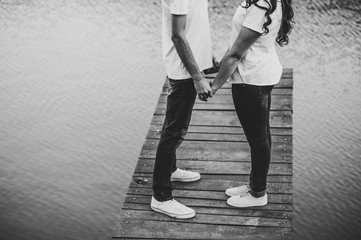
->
[152, 78, 197, 201]
[232, 84, 274, 197]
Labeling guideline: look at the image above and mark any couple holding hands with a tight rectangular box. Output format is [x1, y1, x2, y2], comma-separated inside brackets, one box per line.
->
[151, 0, 294, 219]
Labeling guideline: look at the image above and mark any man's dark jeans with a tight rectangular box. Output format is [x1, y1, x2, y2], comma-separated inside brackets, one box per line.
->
[153, 78, 197, 201]
[232, 83, 274, 197]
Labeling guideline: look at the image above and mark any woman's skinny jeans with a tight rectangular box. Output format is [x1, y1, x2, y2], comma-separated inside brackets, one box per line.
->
[232, 83, 274, 197]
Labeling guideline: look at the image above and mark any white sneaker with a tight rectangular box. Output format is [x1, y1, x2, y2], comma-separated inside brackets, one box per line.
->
[150, 196, 195, 219]
[227, 192, 267, 208]
[225, 184, 251, 197]
[170, 168, 201, 182]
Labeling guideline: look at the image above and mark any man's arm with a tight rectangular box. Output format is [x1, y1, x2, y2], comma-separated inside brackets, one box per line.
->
[171, 14, 212, 100]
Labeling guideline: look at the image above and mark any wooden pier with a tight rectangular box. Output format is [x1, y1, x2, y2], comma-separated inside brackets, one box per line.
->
[113, 69, 293, 239]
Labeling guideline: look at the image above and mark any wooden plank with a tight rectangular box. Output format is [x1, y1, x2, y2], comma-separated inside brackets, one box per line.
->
[155, 94, 293, 111]
[129, 177, 293, 194]
[124, 196, 292, 212]
[114, 219, 293, 239]
[151, 111, 292, 128]
[156, 102, 291, 112]
[140, 140, 292, 162]
[132, 173, 293, 183]
[146, 131, 292, 143]
[127, 188, 292, 204]
[121, 202, 293, 219]
[141, 138, 292, 149]
[118, 209, 292, 228]
[147, 124, 292, 135]
[134, 159, 292, 176]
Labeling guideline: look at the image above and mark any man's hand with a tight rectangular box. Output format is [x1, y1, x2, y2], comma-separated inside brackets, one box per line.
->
[194, 77, 213, 101]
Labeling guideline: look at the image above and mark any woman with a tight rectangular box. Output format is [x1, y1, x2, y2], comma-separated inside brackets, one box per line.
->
[211, 0, 294, 207]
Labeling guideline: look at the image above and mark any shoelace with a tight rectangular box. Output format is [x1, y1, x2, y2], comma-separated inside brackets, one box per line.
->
[169, 199, 186, 209]
[239, 192, 251, 198]
[177, 169, 188, 176]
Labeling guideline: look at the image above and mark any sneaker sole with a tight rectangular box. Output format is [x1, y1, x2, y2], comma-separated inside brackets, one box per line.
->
[150, 205, 195, 219]
[226, 199, 267, 208]
[170, 175, 201, 182]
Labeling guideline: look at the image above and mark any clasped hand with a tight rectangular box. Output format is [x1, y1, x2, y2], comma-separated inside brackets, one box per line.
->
[194, 78, 213, 102]
[195, 79, 219, 102]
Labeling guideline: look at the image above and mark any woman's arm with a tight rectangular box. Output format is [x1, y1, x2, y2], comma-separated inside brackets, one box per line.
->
[211, 27, 262, 93]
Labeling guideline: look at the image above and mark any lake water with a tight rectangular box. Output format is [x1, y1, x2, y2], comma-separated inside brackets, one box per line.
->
[0, 0, 360, 239]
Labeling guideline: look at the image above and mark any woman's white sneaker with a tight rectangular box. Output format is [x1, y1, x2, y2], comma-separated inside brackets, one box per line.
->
[150, 196, 195, 219]
[170, 168, 201, 182]
[225, 184, 250, 197]
[227, 192, 267, 208]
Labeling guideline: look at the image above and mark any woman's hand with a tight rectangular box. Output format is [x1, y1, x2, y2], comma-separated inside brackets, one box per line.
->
[210, 81, 218, 96]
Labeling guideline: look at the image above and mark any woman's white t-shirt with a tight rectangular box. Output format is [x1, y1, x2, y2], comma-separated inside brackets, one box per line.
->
[161, 0, 213, 80]
[229, 0, 283, 86]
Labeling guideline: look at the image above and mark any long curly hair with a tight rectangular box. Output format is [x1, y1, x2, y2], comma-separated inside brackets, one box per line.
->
[243, 0, 295, 46]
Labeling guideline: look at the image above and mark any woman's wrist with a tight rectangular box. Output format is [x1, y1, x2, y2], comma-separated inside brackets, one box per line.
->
[211, 85, 218, 94]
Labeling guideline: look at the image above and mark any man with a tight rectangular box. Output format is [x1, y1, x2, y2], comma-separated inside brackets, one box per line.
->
[151, 0, 216, 219]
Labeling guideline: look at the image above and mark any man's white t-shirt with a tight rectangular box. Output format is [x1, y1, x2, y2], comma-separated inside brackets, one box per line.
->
[229, 0, 283, 86]
[161, 0, 213, 80]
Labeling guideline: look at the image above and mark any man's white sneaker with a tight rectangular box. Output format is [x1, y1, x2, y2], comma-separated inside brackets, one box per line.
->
[225, 184, 251, 197]
[227, 192, 267, 208]
[170, 168, 201, 182]
[150, 196, 195, 219]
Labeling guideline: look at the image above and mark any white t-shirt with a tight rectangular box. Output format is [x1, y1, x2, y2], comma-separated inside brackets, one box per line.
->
[229, 0, 283, 86]
[161, 0, 213, 80]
